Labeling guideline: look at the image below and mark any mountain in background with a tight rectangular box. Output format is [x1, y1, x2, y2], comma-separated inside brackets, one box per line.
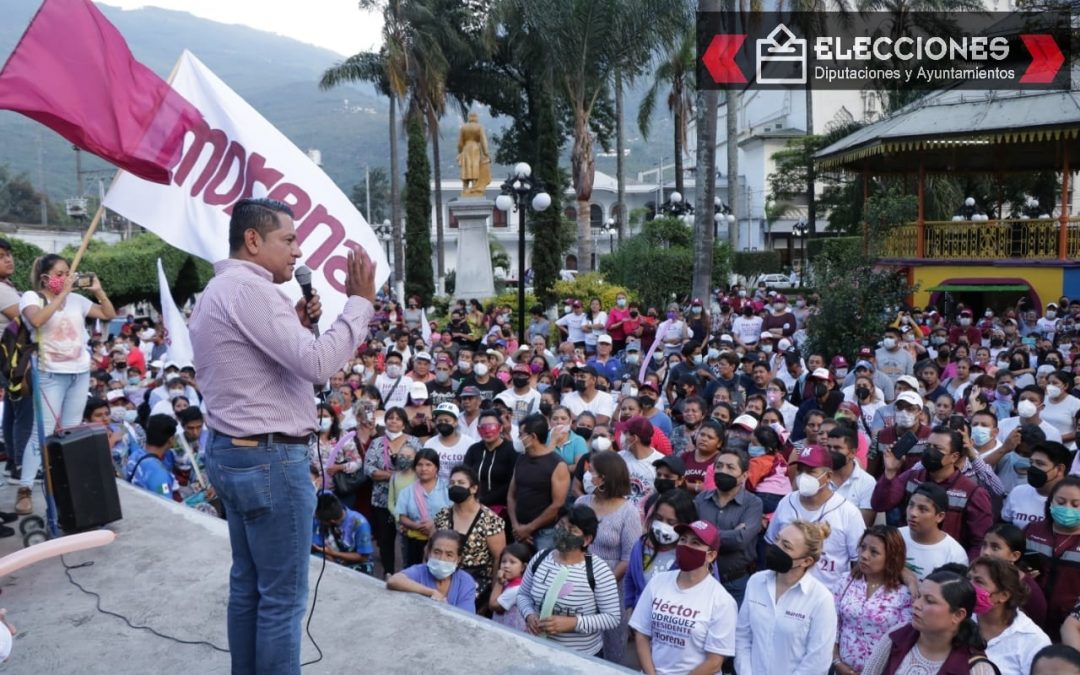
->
[0, 0, 673, 208]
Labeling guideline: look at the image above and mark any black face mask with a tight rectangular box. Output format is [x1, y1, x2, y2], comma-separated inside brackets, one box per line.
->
[448, 485, 471, 504]
[574, 426, 593, 441]
[922, 448, 945, 472]
[654, 478, 677, 494]
[830, 450, 849, 471]
[512, 375, 530, 389]
[630, 310, 639, 318]
[639, 396, 656, 409]
[574, 380, 588, 393]
[539, 403, 553, 417]
[1027, 465, 1050, 489]
[435, 422, 456, 438]
[814, 382, 828, 398]
[714, 472, 738, 492]
[855, 386, 871, 400]
[763, 543, 795, 573]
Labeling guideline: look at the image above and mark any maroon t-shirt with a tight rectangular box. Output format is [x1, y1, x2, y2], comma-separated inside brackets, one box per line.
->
[761, 311, 797, 337]
[679, 450, 716, 490]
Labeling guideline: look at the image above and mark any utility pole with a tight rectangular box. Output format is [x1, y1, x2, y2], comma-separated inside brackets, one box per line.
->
[74, 146, 84, 196]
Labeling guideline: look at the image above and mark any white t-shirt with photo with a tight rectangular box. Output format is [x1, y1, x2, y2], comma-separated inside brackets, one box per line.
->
[900, 527, 968, 580]
[619, 448, 665, 516]
[630, 570, 737, 675]
[495, 387, 541, 424]
[21, 291, 92, 373]
[1001, 484, 1048, 528]
[765, 492, 866, 594]
[432, 434, 473, 483]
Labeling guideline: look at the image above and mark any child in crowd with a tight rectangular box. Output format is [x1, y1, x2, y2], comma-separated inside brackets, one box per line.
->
[899, 483, 967, 579]
[488, 543, 533, 631]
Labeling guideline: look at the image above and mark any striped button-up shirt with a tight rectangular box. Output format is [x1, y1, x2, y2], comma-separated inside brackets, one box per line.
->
[190, 259, 372, 437]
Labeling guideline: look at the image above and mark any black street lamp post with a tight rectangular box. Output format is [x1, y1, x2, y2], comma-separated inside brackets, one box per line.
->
[496, 162, 551, 346]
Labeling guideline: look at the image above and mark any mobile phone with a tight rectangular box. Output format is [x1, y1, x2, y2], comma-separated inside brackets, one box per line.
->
[75, 272, 96, 289]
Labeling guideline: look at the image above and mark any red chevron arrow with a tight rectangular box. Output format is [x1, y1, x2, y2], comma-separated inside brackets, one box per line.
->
[1019, 34, 1064, 84]
[702, 34, 747, 84]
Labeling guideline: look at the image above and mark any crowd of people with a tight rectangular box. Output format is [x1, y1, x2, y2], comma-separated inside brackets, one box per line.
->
[10, 225, 1080, 673]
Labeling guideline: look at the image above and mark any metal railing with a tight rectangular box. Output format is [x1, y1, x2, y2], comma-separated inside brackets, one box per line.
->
[880, 218, 1080, 260]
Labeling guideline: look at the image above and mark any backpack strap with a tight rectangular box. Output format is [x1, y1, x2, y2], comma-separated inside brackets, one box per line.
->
[126, 453, 157, 482]
[530, 548, 554, 575]
[968, 655, 1001, 675]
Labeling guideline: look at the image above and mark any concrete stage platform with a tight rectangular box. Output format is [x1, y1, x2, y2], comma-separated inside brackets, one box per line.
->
[0, 482, 627, 674]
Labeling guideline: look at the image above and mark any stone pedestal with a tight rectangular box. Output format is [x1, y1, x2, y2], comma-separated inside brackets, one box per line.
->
[449, 197, 495, 300]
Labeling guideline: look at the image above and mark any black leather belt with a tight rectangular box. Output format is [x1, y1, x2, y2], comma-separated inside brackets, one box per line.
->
[217, 431, 315, 446]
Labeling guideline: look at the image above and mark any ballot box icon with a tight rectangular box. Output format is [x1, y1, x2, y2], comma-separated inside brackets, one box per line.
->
[757, 23, 806, 84]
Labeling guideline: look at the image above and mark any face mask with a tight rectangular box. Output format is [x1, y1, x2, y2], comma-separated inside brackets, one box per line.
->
[473, 363, 489, 377]
[773, 304, 785, 313]
[796, 472, 822, 498]
[385, 429, 403, 440]
[448, 485, 471, 504]
[109, 407, 126, 423]
[971, 426, 992, 446]
[435, 370, 450, 384]
[385, 365, 402, 379]
[651, 520, 680, 545]
[318, 418, 333, 432]
[616, 298, 627, 308]
[714, 471, 738, 492]
[738, 290, 747, 298]
[539, 403, 553, 417]
[496, 371, 511, 384]
[855, 386, 871, 400]
[509, 374, 531, 390]
[652, 351, 664, 362]
[1051, 504, 1080, 528]
[960, 318, 971, 326]
[352, 364, 365, 375]
[394, 454, 412, 471]
[931, 336, 946, 347]
[1018, 400, 1038, 418]
[564, 305, 572, 314]
[766, 391, 782, 405]
[707, 349, 720, 361]
[692, 306, 702, 315]
[639, 396, 656, 409]
[591, 436, 612, 452]
[583, 472, 597, 494]
[619, 433, 631, 449]
[1048, 384, 1063, 400]
[122, 409, 138, 424]
[457, 360, 471, 372]
[763, 543, 795, 573]
[814, 382, 828, 398]
[45, 275, 65, 295]
[922, 449, 945, 472]
[692, 354, 704, 365]
[675, 544, 708, 571]
[654, 477, 676, 494]
[625, 353, 640, 365]
[427, 558, 458, 580]
[553, 525, 585, 553]
[796, 300, 806, 308]
[835, 367, 848, 378]
[895, 410, 917, 428]
[667, 311, 677, 321]
[1027, 465, 1051, 489]
[168, 389, 184, 400]
[883, 337, 897, 350]
[127, 376, 140, 386]
[435, 423, 456, 438]
[762, 344, 774, 354]
[1047, 311, 1057, 319]
[747, 444, 766, 457]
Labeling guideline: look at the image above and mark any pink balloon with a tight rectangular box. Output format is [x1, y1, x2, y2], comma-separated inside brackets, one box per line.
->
[0, 530, 116, 577]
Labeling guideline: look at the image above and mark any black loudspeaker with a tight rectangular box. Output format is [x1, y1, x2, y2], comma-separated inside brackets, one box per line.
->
[45, 425, 123, 532]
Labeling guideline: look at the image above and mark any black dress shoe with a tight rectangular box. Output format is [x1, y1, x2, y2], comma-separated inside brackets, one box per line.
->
[0, 525, 14, 538]
[0, 512, 17, 523]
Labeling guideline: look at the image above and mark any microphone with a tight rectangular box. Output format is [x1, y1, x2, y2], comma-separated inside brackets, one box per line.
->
[294, 265, 319, 337]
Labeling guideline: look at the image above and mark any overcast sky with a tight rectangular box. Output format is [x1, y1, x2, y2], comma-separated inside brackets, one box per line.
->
[105, 0, 383, 56]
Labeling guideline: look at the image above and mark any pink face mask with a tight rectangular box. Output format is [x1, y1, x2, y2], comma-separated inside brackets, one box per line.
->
[45, 274, 65, 294]
[496, 371, 511, 384]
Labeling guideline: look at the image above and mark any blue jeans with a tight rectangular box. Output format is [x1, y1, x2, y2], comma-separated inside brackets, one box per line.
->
[204, 431, 316, 675]
[4, 389, 33, 473]
[20, 370, 89, 488]
[533, 526, 556, 552]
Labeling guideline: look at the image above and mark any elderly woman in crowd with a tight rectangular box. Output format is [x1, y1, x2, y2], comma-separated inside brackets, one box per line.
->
[433, 464, 506, 609]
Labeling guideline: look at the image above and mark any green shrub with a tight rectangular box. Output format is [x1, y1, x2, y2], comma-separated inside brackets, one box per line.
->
[551, 272, 634, 309]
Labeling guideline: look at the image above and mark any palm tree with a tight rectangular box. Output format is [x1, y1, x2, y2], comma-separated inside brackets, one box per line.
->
[637, 30, 696, 196]
[321, 47, 405, 292]
[515, 0, 689, 272]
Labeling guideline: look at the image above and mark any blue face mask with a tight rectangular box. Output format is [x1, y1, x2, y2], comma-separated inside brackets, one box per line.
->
[1051, 504, 1080, 529]
[426, 558, 457, 580]
[747, 445, 766, 457]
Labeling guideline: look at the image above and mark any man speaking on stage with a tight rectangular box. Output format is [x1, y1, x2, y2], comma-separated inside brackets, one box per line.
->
[190, 197, 375, 675]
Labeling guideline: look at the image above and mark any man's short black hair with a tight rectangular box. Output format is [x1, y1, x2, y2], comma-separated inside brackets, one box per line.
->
[146, 414, 178, 447]
[228, 198, 293, 252]
[177, 407, 204, 425]
[315, 492, 344, 522]
[0, 239, 12, 252]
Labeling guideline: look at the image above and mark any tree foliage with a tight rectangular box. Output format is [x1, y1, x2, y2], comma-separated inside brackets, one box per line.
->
[805, 243, 911, 360]
[0, 165, 65, 226]
[350, 167, 391, 225]
[58, 233, 213, 309]
[6, 237, 46, 292]
[732, 250, 783, 280]
[403, 115, 435, 302]
[552, 272, 634, 310]
[599, 217, 730, 310]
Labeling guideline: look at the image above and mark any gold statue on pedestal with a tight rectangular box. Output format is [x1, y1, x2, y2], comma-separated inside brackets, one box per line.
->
[457, 111, 492, 197]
